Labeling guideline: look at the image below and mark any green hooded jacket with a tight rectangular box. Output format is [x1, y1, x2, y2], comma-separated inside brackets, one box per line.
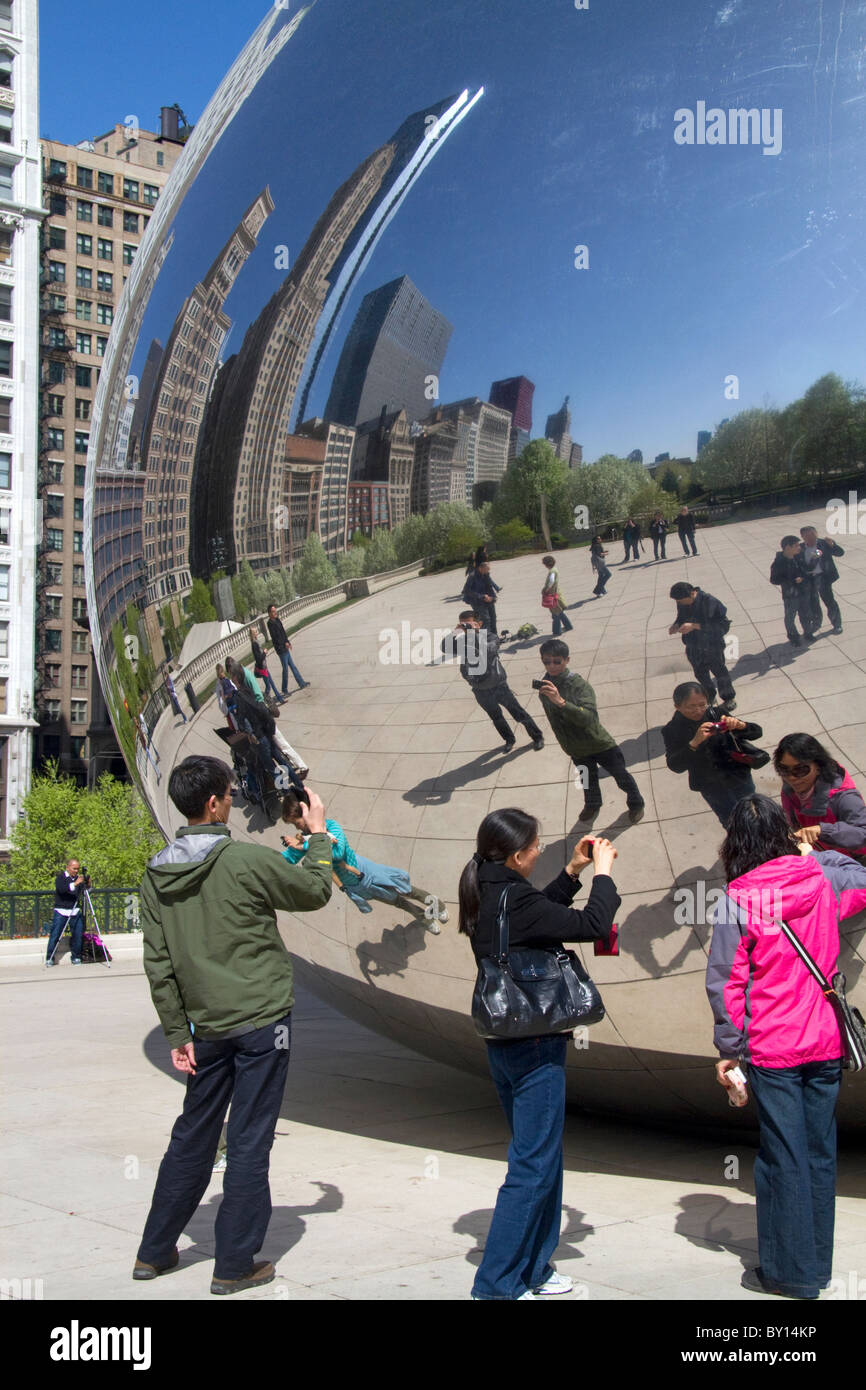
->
[538, 668, 617, 758]
[139, 823, 332, 1047]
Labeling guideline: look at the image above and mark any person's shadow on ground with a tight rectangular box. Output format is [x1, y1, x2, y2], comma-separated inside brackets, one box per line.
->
[454, 1203, 594, 1276]
[674, 1192, 757, 1267]
[177, 1183, 343, 1271]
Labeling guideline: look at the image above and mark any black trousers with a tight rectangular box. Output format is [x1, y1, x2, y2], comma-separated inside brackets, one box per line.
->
[572, 747, 643, 811]
[686, 642, 734, 703]
[809, 575, 841, 630]
[782, 586, 815, 640]
[474, 683, 542, 744]
[679, 530, 697, 556]
[472, 605, 498, 636]
[652, 535, 666, 559]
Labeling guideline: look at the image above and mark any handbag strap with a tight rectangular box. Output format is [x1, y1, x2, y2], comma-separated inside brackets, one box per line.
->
[774, 918, 838, 1002]
[494, 887, 511, 963]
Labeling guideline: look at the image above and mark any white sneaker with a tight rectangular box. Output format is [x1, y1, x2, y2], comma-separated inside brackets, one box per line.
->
[212, 1154, 227, 1173]
[532, 1271, 573, 1295]
[517, 1290, 538, 1299]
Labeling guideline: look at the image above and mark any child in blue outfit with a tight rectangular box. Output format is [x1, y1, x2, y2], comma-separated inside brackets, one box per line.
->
[280, 793, 448, 921]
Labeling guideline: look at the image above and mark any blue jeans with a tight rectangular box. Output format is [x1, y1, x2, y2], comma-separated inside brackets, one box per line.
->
[551, 610, 573, 636]
[278, 648, 306, 693]
[46, 909, 84, 961]
[259, 669, 282, 702]
[699, 774, 754, 827]
[472, 1035, 567, 1299]
[748, 1058, 841, 1298]
[137, 1013, 292, 1281]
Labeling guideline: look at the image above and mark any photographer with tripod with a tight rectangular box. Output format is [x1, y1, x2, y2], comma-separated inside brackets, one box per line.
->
[45, 859, 88, 967]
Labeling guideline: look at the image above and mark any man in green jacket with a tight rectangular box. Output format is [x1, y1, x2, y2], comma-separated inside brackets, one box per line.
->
[132, 755, 333, 1296]
[538, 639, 645, 826]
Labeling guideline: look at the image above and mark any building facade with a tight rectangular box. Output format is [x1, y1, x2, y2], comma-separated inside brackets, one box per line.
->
[38, 118, 184, 779]
[0, 0, 41, 848]
[295, 416, 353, 558]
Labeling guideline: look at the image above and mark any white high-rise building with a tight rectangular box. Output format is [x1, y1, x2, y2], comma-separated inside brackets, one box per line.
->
[0, 0, 41, 850]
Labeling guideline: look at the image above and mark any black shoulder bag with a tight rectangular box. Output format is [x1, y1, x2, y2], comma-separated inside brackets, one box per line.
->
[471, 887, 605, 1040]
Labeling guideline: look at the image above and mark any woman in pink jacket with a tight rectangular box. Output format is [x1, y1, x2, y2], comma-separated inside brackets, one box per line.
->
[775, 732, 866, 859]
[706, 794, 866, 1299]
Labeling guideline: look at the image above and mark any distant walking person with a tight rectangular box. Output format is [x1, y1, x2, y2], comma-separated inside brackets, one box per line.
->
[650, 512, 668, 560]
[463, 561, 500, 634]
[537, 639, 645, 826]
[622, 518, 641, 562]
[799, 525, 844, 635]
[541, 555, 573, 637]
[45, 859, 87, 967]
[133, 757, 333, 1296]
[769, 536, 816, 647]
[164, 668, 188, 724]
[589, 537, 610, 597]
[441, 614, 544, 752]
[250, 627, 287, 705]
[669, 582, 736, 710]
[266, 604, 309, 695]
[677, 505, 698, 556]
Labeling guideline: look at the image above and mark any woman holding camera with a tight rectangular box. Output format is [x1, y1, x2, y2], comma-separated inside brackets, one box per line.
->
[460, 810, 619, 1300]
[662, 681, 764, 826]
[706, 794, 866, 1298]
[774, 733, 866, 860]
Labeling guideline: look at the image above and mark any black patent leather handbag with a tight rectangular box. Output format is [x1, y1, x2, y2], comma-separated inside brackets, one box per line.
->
[471, 887, 606, 1040]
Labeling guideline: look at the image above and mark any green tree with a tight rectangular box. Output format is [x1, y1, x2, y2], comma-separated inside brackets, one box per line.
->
[782, 374, 863, 489]
[335, 548, 367, 580]
[492, 440, 569, 546]
[186, 577, 217, 624]
[626, 480, 680, 522]
[391, 512, 433, 564]
[234, 561, 259, 621]
[492, 518, 534, 553]
[0, 765, 163, 892]
[693, 409, 784, 498]
[292, 533, 337, 595]
[363, 530, 398, 574]
[570, 455, 646, 526]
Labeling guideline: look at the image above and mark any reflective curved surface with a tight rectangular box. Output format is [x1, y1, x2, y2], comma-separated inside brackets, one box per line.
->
[85, 0, 866, 1126]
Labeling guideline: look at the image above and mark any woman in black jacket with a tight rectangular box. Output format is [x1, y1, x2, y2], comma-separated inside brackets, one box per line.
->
[662, 681, 763, 826]
[459, 808, 619, 1300]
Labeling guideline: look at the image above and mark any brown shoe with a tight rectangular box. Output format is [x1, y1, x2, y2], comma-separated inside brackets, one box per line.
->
[132, 1247, 179, 1281]
[211, 1260, 276, 1296]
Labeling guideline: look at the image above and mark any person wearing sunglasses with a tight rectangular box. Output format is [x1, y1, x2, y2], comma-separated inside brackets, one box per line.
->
[775, 733, 866, 860]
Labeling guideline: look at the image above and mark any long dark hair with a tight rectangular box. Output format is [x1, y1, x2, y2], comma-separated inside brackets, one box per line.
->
[458, 808, 539, 936]
[720, 794, 800, 882]
[773, 732, 842, 784]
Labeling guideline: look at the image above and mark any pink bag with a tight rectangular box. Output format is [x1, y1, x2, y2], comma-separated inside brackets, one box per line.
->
[541, 591, 559, 610]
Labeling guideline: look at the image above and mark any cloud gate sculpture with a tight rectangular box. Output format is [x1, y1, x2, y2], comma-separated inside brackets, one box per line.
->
[85, 0, 866, 1128]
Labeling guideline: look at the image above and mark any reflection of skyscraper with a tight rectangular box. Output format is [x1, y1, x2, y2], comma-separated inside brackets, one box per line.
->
[697, 430, 711, 455]
[325, 275, 453, 429]
[425, 398, 510, 501]
[490, 376, 534, 432]
[353, 407, 415, 528]
[196, 95, 479, 576]
[545, 395, 572, 463]
[141, 189, 273, 608]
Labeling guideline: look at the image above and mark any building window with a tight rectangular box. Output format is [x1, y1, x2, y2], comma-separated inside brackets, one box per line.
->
[76, 233, 92, 256]
[123, 178, 139, 201]
[75, 298, 91, 321]
[0, 563, 9, 601]
[74, 432, 89, 455]
[47, 292, 66, 312]
[96, 336, 108, 356]
[77, 200, 93, 222]
[156, 151, 164, 167]
[73, 530, 83, 553]
[70, 736, 86, 760]
[0, 451, 9, 488]
[74, 399, 90, 421]
[46, 327, 67, 349]
[48, 225, 66, 249]
[97, 238, 113, 260]
[75, 332, 91, 355]
[0, 397, 9, 433]
[72, 630, 89, 653]
[97, 170, 113, 195]
[46, 392, 64, 415]
[74, 464, 86, 487]
[123, 211, 139, 233]
[75, 266, 92, 288]
[45, 527, 63, 552]
[0, 111, 12, 145]
[44, 664, 61, 687]
[75, 365, 91, 388]
[0, 162, 13, 198]
[72, 595, 86, 618]
[44, 460, 63, 483]
[71, 701, 87, 725]
[49, 193, 67, 215]
[72, 564, 84, 587]
[0, 49, 10, 88]
[71, 666, 87, 689]
[45, 561, 62, 583]
[0, 504, 7, 541]
[97, 204, 113, 228]
[0, 622, 10, 659]
[122, 244, 136, 265]
[0, 341, 11, 376]
[44, 700, 62, 721]
[0, 282, 10, 320]
[48, 260, 66, 283]
[0, 227, 12, 264]
[45, 492, 63, 517]
[96, 304, 113, 325]
[43, 593, 62, 618]
[142, 184, 159, 207]
[77, 166, 93, 190]
[96, 270, 112, 292]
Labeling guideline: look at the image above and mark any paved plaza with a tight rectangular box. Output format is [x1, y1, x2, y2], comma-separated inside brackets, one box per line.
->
[4, 506, 866, 1301]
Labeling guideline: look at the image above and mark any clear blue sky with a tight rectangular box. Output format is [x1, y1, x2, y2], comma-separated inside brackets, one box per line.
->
[40, 0, 866, 462]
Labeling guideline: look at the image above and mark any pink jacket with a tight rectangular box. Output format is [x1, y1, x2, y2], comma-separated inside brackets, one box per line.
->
[706, 851, 866, 1067]
[781, 767, 866, 859]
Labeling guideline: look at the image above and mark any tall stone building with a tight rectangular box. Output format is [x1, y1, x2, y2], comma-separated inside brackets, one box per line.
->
[0, 0, 41, 848]
[490, 374, 533, 462]
[38, 115, 184, 780]
[294, 416, 353, 558]
[427, 397, 510, 502]
[352, 407, 414, 528]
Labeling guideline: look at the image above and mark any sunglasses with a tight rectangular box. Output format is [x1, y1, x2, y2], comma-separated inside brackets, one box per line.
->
[778, 762, 813, 780]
